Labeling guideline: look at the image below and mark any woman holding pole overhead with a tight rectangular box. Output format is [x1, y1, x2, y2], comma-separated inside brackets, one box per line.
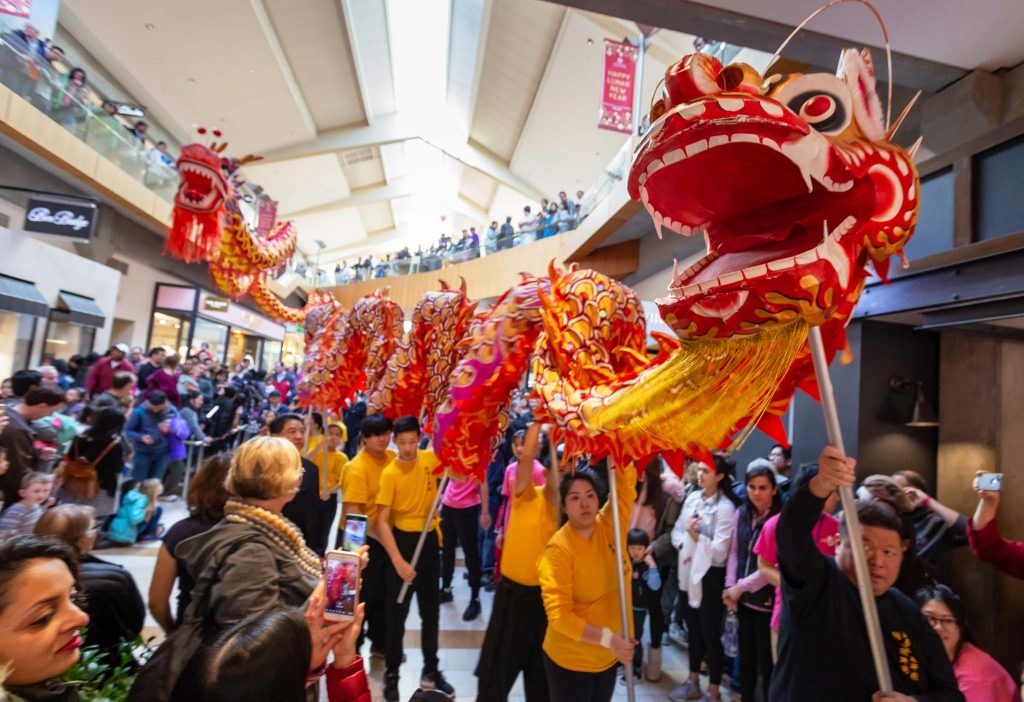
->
[538, 458, 637, 702]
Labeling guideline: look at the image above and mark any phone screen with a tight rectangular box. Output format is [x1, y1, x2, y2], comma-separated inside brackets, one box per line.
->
[342, 515, 368, 552]
[324, 555, 360, 617]
[978, 473, 1003, 492]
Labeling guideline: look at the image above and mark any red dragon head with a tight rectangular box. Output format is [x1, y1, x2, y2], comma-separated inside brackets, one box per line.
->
[176, 143, 231, 216]
[630, 49, 920, 341]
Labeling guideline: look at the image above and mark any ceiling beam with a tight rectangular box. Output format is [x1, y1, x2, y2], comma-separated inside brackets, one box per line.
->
[340, 0, 377, 126]
[260, 113, 417, 163]
[549, 0, 967, 92]
[249, 0, 318, 137]
[284, 175, 420, 218]
[463, 0, 493, 138]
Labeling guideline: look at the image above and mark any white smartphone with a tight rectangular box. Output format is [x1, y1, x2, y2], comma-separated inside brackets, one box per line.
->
[323, 549, 361, 622]
[977, 472, 1003, 492]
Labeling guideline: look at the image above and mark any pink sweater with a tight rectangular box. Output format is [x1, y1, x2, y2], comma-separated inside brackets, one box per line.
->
[954, 642, 1020, 702]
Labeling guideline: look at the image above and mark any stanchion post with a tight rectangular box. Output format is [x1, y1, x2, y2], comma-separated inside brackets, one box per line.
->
[807, 325, 893, 694]
[607, 466, 636, 702]
[397, 469, 450, 605]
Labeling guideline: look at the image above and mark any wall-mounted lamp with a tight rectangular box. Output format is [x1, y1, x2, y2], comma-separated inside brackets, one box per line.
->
[889, 376, 939, 427]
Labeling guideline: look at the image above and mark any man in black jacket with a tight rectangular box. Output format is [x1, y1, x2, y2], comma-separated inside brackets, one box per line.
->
[270, 413, 332, 555]
[770, 446, 963, 702]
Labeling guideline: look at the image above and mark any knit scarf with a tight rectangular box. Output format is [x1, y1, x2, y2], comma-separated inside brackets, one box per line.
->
[224, 499, 322, 579]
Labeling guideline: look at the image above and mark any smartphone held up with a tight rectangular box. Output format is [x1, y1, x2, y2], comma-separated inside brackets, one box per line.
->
[977, 472, 1003, 492]
[324, 550, 361, 622]
[343, 513, 368, 552]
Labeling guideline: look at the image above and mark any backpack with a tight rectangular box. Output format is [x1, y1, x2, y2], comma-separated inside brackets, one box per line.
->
[62, 437, 118, 500]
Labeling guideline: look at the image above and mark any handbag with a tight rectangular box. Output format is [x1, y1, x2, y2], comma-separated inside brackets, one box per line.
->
[62, 438, 118, 500]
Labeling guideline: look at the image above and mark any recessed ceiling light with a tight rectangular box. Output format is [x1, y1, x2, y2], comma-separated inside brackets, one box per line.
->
[186, 77, 196, 84]
[249, 68, 256, 75]
[587, 38, 593, 45]
[145, 22, 155, 31]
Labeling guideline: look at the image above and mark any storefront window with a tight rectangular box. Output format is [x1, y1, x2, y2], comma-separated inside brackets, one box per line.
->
[191, 317, 229, 362]
[282, 330, 303, 369]
[227, 328, 261, 369]
[149, 311, 191, 358]
[43, 314, 96, 362]
[261, 340, 282, 371]
[0, 312, 36, 378]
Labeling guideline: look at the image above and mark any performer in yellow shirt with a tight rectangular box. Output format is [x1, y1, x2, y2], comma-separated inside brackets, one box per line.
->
[539, 458, 637, 702]
[303, 420, 347, 497]
[338, 415, 394, 657]
[477, 423, 558, 701]
[375, 415, 454, 701]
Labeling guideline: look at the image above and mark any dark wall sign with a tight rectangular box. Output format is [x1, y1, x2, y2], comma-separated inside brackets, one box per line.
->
[203, 297, 230, 312]
[23, 195, 98, 240]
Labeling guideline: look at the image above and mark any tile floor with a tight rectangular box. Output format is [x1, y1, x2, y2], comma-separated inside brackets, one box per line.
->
[102, 500, 734, 701]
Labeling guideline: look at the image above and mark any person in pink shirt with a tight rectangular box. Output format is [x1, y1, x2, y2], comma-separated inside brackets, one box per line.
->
[439, 471, 491, 622]
[917, 584, 1019, 702]
[754, 469, 840, 661]
[498, 429, 547, 537]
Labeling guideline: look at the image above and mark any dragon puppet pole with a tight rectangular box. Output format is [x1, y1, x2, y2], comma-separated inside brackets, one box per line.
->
[397, 469, 450, 605]
[807, 325, 894, 694]
[607, 465, 636, 702]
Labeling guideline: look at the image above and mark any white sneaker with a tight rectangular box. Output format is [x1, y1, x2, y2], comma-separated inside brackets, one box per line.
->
[668, 622, 687, 648]
[668, 679, 702, 702]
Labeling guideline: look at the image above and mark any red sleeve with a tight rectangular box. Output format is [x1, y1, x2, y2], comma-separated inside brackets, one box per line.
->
[84, 361, 101, 395]
[968, 518, 1024, 579]
[326, 656, 371, 702]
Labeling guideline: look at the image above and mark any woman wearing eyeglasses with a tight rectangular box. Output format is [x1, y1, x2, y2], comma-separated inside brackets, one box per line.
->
[916, 585, 1017, 702]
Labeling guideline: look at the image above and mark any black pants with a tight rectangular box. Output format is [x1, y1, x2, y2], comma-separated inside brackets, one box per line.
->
[738, 605, 773, 701]
[632, 605, 664, 671]
[681, 566, 726, 683]
[440, 503, 481, 599]
[357, 536, 388, 652]
[385, 528, 440, 675]
[542, 652, 616, 702]
[476, 578, 549, 702]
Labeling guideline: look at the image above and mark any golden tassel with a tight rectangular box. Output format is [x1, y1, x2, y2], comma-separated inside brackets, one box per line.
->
[584, 320, 808, 456]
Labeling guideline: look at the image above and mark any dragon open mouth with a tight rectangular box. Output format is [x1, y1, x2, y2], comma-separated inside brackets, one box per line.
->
[631, 95, 879, 307]
[176, 158, 226, 213]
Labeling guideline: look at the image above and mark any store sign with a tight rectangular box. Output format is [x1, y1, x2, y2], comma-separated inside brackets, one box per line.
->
[203, 297, 230, 312]
[598, 39, 638, 134]
[0, 0, 31, 19]
[257, 198, 278, 235]
[23, 195, 98, 240]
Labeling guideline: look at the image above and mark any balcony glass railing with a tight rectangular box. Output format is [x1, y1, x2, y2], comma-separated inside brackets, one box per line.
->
[0, 15, 178, 202]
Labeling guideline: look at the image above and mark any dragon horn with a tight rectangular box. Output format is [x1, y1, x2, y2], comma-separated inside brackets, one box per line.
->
[438, 279, 450, 291]
[236, 154, 264, 166]
[885, 90, 921, 141]
[213, 142, 229, 154]
[459, 276, 467, 296]
[907, 136, 924, 160]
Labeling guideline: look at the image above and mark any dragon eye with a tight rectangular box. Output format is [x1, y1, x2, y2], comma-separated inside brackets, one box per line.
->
[771, 73, 853, 135]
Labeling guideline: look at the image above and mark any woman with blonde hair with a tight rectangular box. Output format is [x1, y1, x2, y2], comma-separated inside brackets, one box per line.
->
[129, 436, 323, 701]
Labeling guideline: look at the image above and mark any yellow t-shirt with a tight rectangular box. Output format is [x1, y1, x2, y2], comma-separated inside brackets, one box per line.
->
[539, 463, 636, 673]
[304, 443, 346, 496]
[339, 449, 396, 525]
[376, 450, 442, 532]
[500, 485, 557, 587]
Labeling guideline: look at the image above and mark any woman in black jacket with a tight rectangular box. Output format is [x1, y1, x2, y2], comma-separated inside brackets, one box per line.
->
[61, 407, 125, 519]
[34, 504, 145, 662]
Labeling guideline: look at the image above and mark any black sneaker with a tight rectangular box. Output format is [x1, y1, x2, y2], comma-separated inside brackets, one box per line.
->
[483, 580, 495, 593]
[420, 669, 455, 698]
[462, 598, 481, 622]
[439, 587, 454, 604]
[383, 672, 400, 702]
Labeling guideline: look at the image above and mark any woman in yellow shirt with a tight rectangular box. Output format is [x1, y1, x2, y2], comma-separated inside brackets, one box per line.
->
[477, 424, 558, 701]
[539, 459, 637, 701]
[303, 420, 347, 498]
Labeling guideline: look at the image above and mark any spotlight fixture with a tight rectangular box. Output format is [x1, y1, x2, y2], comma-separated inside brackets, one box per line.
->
[889, 375, 939, 427]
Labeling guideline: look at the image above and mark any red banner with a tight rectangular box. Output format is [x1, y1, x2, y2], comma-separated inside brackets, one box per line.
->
[598, 39, 637, 134]
[257, 198, 278, 236]
[0, 0, 31, 18]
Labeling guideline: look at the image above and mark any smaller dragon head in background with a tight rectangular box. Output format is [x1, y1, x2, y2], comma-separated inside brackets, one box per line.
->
[630, 49, 920, 342]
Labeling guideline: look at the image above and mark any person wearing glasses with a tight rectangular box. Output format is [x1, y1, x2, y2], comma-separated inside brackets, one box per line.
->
[916, 585, 1017, 702]
[34, 504, 145, 662]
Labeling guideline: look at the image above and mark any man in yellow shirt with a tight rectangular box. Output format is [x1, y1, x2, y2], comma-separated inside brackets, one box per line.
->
[477, 423, 559, 701]
[376, 415, 454, 701]
[303, 420, 347, 496]
[339, 415, 394, 657]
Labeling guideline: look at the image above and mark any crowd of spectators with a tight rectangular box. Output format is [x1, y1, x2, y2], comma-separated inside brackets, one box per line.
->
[322, 189, 589, 286]
[0, 20, 177, 192]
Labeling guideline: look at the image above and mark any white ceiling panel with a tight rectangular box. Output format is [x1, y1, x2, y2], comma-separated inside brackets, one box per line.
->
[60, 0, 317, 154]
[487, 183, 534, 225]
[689, 0, 1024, 71]
[291, 206, 367, 254]
[341, 146, 387, 189]
[357, 201, 395, 233]
[469, 0, 565, 162]
[242, 155, 350, 215]
[262, 0, 366, 130]
[447, 0, 489, 133]
[458, 166, 497, 211]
